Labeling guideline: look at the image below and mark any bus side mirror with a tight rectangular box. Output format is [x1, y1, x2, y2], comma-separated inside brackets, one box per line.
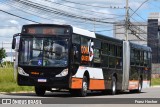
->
[12, 37, 16, 49]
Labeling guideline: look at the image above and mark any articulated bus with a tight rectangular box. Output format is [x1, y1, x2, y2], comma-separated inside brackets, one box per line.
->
[12, 24, 152, 97]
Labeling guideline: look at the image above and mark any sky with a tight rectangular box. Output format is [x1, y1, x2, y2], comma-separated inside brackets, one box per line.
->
[0, 0, 160, 44]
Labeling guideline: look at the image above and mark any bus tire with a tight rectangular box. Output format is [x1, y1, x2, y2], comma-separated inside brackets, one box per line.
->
[130, 79, 142, 93]
[110, 76, 117, 95]
[78, 76, 88, 97]
[35, 86, 46, 96]
[135, 79, 142, 93]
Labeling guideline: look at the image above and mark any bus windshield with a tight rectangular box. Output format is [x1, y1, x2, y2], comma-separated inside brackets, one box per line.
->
[19, 37, 69, 67]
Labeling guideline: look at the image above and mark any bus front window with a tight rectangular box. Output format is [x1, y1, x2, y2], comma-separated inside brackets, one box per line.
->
[19, 37, 69, 67]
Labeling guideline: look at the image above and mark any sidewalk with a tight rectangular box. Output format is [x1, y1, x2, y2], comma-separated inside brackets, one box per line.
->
[151, 85, 160, 88]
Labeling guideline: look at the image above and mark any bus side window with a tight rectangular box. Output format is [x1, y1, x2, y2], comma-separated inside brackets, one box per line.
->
[72, 34, 80, 64]
[140, 51, 144, 66]
[148, 52, 151, 59]
[102, 43, 108, 55]
[135, 50, 140, 65]
[109, 44, 115, 56]
[116, 46, 122, 69]
[93, 49, 101, 67]
[81, 37, 90, 65]
[72, 34, 80, 44]
[130, 49, 135, 65]
[72, 44, 80, 64]
[109, 44, 115, 68]
[101, 42, 108, 67]
[147, 52, 151, 67]
[93, 40, 101, 67]
[116, 46, 122, 57]
[144, 51, 147, 66]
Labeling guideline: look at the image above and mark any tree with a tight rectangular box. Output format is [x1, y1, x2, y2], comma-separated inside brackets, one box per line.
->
[0, 48, 7, 67]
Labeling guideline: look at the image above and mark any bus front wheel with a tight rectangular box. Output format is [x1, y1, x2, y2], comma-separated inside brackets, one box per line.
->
[78, 76, 88, 97]
[35, 86, 46, 96]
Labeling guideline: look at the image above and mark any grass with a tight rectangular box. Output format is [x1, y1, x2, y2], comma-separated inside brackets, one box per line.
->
[151, 78, 160, 86]
[0, 67, 160, 92]
[0, 67, 34, 92]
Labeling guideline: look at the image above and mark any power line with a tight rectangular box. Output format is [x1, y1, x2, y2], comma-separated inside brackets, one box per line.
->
[5, 0, 113, 27]
[43, 0, 124, 18]
[0, 0, 120, 34]
[129, 7, 146, 22]
[130, 0, 149, 17]
[8, 2, 90, 23]
[62, 0, 125, 9]
[13, 0, 117, 24]
[0, 1, 67, 24]
[7, 0, 90, 25]
[124, 0, 148, 41]
[0, 9, 40, 23]
[92, 26, 125, 32]
[1, 0, 117, 35]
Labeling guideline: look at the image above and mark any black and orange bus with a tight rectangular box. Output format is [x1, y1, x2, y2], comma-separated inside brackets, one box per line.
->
[12, 24, 152, 97]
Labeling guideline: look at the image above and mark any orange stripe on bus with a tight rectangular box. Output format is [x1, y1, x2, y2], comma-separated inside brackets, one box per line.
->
[128, 80, 139, 90]
[89, 79, 105, 90]
[71, 78, 82, 89]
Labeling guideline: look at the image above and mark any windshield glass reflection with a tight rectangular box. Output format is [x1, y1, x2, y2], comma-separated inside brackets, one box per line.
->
[19, 37, 69, 67]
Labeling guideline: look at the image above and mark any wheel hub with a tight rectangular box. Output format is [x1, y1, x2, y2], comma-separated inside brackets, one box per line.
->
[83, 82, 87, 92]
[112, 82, 116, 92]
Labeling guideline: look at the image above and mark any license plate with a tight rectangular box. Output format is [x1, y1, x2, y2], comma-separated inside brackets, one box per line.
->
[38, 79, 47, 82]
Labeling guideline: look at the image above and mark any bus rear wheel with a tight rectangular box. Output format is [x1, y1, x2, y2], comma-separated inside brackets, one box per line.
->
[135, 79, 142, 93]
[130, 79, 142, 93]
[35, 86, 46, 96]
[110, 76, 117, 95]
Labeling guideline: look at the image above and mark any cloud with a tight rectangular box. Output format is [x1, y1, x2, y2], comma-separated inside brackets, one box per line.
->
[9, 20, 19, 25]
[0, 0, 158, 42]
[0, 0, 129, 41]
[0, 27, 20, 42]
[0, 3, 11, 10]
[0, 25, 21, 35]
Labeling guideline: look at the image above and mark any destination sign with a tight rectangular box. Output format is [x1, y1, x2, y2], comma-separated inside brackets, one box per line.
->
[22, 26, 70, 35]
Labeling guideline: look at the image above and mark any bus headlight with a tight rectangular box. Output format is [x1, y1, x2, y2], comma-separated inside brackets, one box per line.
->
[55, 69, 68, 77]
[18, 67, 29, 76]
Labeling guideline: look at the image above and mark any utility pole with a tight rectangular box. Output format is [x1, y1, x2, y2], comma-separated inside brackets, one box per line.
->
[125, 0, 129, 41]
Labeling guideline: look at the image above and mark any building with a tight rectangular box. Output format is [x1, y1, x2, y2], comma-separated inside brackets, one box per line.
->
[148, 12, 160, 63]
[114, 12, 160, 64]
[113, 22, 147, 46]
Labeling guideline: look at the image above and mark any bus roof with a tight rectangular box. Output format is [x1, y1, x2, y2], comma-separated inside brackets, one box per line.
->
[72, 26, 96, 38]
[130, 42, 152, 52]
[95, 33, 123, 44]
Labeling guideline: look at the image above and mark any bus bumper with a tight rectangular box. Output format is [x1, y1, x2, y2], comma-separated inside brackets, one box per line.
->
[17, 74, 69, 89]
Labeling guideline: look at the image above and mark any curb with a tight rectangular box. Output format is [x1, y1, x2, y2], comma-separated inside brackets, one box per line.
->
[1, 86, 160, 94]
[0, 91, 34, 94]
[151, 85, 160, 88]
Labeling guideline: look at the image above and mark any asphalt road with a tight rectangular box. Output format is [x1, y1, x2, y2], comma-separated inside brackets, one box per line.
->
[0, 87, 160, 106]
[0, 87, 160, 98]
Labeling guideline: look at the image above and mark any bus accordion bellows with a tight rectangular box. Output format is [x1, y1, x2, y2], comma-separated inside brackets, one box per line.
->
[12, 24, 152, 97]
